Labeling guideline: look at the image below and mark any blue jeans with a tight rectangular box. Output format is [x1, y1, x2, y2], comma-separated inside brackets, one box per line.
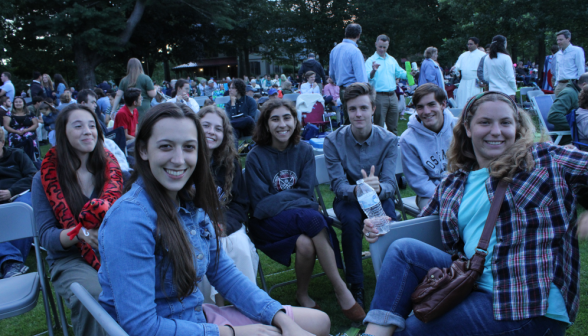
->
[0, 193, 34, 269]
[365, 238, 567, 335]
[333, 197, 396, 286]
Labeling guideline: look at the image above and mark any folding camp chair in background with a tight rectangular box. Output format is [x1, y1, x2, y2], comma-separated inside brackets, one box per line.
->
[567, 109, 588, 150]
[531, 95, 570, 145]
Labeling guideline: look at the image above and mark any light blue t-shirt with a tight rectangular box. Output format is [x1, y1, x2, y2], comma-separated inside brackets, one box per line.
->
[458, 168, 569, 324]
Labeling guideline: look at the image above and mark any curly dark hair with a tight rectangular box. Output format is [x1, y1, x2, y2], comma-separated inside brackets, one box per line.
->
[232, 78, 246, 97]
[579, 85, 588, 109]
[253, 99, 301, 147]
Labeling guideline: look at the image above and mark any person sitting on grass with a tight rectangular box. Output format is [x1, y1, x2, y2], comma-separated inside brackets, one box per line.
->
[362, 91, 588, 336]
[195, 106, 258, 306]
[245, 99, 365, 322]
[113, 87, 141, 151]
[33, 104, 123, 336]
[0, 127, 36, 279]
[98, 102, 329, 336]
[399, 83, 457, 210]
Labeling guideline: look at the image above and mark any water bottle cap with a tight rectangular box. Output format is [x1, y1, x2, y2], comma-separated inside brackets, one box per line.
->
[356, 179, 364, 184]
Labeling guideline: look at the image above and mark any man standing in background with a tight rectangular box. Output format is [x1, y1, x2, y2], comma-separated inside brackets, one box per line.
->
[451, 37, 485, 108]
[553, 30, 585, 97]
[364, 34, 407, 135]
[329, 23, 368, 125]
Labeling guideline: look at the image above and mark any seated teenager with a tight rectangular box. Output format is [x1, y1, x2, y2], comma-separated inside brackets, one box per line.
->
[547, 73, 588, 145]
[323, 82, 398, 309]
[399, 83, 457, 209]
[300, 71, 321, 94]
[195, 105, 259, 306]
[38, 101, 59, 146]
[78, 89, 130, 173]
[3, 96, 40, 162]
[98, 102, 329, 336]
[166, 78, 201, 112]
[225, 79, 257, 141]
[245, 100, 365, 321]
[33, 104, 123, 336]
[113, 87, 141, 150]
[362, 91, 588, 336]
[576, 85, 588, 149]
[0, 127, 36, 279]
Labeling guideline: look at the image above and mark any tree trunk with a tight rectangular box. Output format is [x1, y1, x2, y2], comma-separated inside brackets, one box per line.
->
[244, 47, 251, 76]
[163, 59, 171, 82]
[511, 46, 518, 66]
[72, 0, 147, 89]
[73, 41, 102, 89]
[537, 36, 546, 78]
[237, 49, 245, 78]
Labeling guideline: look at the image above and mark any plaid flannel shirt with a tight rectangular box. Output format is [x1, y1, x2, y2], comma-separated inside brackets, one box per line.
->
[421, 143, 588, 322]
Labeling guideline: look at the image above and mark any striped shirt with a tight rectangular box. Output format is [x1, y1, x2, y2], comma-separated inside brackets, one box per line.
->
[421, 143, 587, 322]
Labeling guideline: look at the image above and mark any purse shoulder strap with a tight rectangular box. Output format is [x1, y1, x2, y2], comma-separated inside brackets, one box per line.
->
[477, 179, 509, 252]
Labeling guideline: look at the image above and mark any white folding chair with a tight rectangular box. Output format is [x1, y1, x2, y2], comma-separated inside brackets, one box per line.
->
[70, 282, 128, 336]
[0, 203, 68, 336]
[214, 96, 230, 106]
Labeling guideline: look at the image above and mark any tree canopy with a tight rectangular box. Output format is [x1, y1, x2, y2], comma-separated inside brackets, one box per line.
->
[1, 0, 585, 89]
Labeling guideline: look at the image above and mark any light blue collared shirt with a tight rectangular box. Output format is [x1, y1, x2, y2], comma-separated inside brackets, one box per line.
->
[365, 52, 407, 92]
[329, 39, 368, 87]
[554, 43, 585, 82]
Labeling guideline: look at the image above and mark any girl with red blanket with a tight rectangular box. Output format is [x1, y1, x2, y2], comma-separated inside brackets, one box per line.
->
[32, 104, 123, 336]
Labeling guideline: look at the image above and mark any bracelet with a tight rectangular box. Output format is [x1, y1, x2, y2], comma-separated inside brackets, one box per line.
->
[224, 325, 235, 336]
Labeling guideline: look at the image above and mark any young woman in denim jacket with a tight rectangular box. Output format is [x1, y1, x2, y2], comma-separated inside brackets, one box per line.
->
[98, 103, 329, 336]
[362, 92, 588, 336]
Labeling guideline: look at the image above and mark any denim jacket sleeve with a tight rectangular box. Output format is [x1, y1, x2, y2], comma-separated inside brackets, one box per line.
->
[203, 215, 283, 325]
[99, 200, 221, 336]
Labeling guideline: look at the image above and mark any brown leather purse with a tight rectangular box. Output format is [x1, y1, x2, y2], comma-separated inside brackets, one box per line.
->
[411, 179, 508, 323]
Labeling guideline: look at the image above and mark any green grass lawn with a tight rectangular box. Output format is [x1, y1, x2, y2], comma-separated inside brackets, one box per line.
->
[2, 118, 587, 335]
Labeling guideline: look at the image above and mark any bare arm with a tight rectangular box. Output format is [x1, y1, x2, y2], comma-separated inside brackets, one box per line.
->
[147, 89, 156, 98]
[111, 90, 124, 113]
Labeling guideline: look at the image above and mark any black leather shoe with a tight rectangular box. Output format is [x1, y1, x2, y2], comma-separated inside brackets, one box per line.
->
[350, 286, 365, 311]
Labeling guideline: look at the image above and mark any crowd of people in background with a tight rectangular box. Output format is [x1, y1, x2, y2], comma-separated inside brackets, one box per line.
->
[0, 22, 587, 336]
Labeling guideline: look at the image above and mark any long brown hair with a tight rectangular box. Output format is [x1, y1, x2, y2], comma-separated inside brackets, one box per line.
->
[196, 106, 239, 205]
[127, 102, 222, 300]
[253, 99, 301, 147]
[125, 58, 144, 88]
[447, 92, 535, 181]
[54, 104, 107, 218]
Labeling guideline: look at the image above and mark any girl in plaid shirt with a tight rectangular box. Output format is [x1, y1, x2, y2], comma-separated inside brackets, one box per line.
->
[361, 91, 588, 336]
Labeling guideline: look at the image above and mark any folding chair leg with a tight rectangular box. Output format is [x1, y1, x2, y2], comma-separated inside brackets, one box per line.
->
[39, 275, 56, 336]
[257, 260, 268, 293]
[56, 292, 70, 336]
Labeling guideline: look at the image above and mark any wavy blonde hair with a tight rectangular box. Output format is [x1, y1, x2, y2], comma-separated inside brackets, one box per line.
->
[447, 92, 536, 181]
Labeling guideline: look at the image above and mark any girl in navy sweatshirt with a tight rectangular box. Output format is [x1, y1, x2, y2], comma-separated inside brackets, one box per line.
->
[246, 99, 365, 322]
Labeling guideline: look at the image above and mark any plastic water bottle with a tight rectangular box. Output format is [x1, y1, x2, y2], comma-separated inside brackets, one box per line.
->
[356, 179, 392, 235]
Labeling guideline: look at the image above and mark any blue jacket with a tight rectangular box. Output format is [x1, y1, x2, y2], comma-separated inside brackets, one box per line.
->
[98, 178, 282, 336]
[418, 58, 444, 90]
[225, 95, 257, 120]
